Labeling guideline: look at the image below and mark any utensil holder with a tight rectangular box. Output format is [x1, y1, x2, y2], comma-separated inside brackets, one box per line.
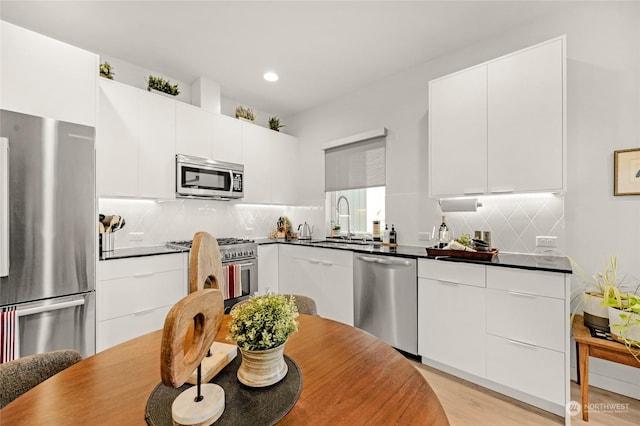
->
[100, 233, 114, 253]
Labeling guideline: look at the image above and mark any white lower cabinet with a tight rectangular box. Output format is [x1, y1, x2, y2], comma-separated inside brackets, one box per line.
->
[418, 258, 569, 417]
[257, 244, 279, 294]
[486, 334, 565, 405]
[418, 260, 486, 377]
[278, 245, 353, 325]
[485, 267, 568, 407]
[97, 253, 188, 352]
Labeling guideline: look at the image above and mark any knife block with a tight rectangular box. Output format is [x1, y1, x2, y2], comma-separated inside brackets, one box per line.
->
[99, 233, 114, 253]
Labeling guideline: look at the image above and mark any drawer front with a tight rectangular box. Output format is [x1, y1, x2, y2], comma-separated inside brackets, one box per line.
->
[99, 253, 184, 281]
[99, 269, 186, 321]
[418, 278, 486, 377]
[418, 259, 485, 287]
[486, 334, 565, 405]
[486, 288, 565, 352]
[97, 304, 172, 352]
[487, 267, 565, 299]
[294, 246, 353, 267]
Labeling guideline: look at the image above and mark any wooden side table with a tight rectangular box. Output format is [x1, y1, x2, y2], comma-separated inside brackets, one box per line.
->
[572, 315, 639, 421]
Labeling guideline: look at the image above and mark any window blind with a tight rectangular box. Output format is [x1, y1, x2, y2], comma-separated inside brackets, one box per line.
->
[324, 136, 386, 191]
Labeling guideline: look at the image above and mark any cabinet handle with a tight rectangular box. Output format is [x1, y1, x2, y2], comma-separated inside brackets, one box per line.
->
[308, 259, 320, 264]
[507, 338, 537, 349]
[438, 280, 460, 287]
[320, 261, 333, 266]
[490, 188, 514, 194]
[463, 190, 484, 195]
[357, 256, 379, 263]
[133, 308, 155, 316]
[507, 290, 537, 298]
[134, 272, 156, 278]
[376, 258, 412, 266]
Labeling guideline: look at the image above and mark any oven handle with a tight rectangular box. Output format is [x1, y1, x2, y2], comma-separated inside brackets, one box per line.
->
[223, 261, 255, 267]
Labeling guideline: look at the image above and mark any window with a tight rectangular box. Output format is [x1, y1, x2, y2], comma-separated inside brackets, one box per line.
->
[327, 187, 385, 236]
[324, 130, 387, 237]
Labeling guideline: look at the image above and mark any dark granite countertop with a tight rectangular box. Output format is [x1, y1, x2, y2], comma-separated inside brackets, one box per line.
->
[99, 245, 188, 261]
[257, 238, 571, 274]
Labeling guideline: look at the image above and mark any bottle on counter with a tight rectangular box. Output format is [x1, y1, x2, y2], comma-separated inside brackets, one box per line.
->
[383, 224, 390, 244]
[438, 215, 449, 248]
[389, 225, 397, 245]
[373, 220, 381, 242]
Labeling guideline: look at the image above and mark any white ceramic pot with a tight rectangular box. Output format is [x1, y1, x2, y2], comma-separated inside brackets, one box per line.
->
[583, 292, 610, 331]
[607, 307, 640, 344]
[237, 342, 288, 387]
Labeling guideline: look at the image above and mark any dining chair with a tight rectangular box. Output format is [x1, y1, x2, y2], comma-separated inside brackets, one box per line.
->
[232, 294, 318, 316]
[0, 349, 82, 408]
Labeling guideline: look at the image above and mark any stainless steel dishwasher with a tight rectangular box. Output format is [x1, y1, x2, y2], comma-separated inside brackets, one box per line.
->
[353, 253, 417, 355]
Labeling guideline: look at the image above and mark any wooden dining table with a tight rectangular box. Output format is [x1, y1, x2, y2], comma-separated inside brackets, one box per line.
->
[1, 315, 449, 425]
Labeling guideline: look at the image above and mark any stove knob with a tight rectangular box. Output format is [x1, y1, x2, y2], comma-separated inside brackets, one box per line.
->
[224, 252, 230, 259]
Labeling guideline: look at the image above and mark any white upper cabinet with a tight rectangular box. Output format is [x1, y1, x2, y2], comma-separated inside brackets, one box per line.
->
[242, 122, 297, 205]
[428, 36, 565, 197]
[175, 103, 212, 159]
[97, 80, 138, 197]
[429, 66, 488, 197]
[97, 79, 176, 198]
[1, 21, 98, 126]
[138, 90, 176, 199]
[487, 38, 564, 193]
[212, 113, 242, 164]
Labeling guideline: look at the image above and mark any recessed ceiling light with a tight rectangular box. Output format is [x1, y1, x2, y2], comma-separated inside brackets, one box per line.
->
[263, 72, 279, 82]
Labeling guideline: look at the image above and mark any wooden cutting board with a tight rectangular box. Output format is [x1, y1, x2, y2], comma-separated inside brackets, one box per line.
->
[189, 232, 224, 294]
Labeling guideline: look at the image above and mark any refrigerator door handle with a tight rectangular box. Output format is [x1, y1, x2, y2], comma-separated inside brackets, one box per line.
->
[16, 297, 85, 317]
[0, 137, 8, 277]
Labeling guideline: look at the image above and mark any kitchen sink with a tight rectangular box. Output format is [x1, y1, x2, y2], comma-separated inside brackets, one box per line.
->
[308, 238, 374, 247]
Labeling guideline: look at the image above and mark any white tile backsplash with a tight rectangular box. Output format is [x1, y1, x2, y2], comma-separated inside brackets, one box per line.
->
[99, 198, 324, 248]
[444, 193, 565, 254]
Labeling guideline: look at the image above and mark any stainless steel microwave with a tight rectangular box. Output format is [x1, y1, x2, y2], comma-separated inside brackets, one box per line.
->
[176, 154, 244, 200]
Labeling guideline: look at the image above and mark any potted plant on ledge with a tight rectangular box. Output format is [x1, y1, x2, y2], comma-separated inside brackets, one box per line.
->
[99, 61, 114, 80]
[235, 105, 255, 122]
[268, 116, 285, 131]
[228, 294, 299, 387]
[147, 75, 180, 96]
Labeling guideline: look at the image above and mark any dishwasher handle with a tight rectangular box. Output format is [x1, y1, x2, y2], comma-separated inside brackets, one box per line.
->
[357, 255, 412, 267]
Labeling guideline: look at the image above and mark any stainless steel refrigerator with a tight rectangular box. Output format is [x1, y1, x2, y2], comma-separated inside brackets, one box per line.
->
[1, 109, 95, 360]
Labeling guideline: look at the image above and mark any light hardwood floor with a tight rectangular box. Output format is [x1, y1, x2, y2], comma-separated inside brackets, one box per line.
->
[409, 360, 640, 425]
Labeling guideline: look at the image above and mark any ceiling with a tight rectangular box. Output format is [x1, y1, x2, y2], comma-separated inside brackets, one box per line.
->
[1, 1, 571, 118]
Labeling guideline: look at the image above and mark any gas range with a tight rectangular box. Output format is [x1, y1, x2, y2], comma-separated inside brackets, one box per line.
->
[167, 238, 257, 262]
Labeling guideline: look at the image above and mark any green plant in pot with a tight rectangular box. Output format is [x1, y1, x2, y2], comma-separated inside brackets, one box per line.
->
[147, 75, 180, 96]
[570, 256, 629, 332]
[330, 220, 341, 237]
[235, 105, 255, 122]
[99, 61, 114, 80]
[268, 116, 285, 131]
[601, 289, 640, 363]
[228, 294, 298, 387]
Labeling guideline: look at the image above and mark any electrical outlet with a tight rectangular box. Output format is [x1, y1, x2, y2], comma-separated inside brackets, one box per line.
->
[536, 236, 557, 248]
[129, 232, 144, 241]
[418, 232, 431, 241]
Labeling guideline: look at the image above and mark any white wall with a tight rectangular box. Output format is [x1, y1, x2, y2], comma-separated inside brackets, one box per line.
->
[286, 1, 640, 398]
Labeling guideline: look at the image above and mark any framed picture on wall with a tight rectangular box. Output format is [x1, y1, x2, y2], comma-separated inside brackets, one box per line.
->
[614, 148, 640, 196]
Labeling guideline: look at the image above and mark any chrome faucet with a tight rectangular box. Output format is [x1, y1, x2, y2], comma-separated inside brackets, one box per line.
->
[336, 195, 351, 240]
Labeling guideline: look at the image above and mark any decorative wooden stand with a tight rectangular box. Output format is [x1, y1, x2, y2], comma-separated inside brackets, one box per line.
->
[160, 290, 225, 426]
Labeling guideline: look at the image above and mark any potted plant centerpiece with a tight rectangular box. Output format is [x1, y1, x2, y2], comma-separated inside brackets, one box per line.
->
[228, 294, 299, 387]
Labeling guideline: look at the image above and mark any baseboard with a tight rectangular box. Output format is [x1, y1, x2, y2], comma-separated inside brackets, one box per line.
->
[421, 357, 566, 418]
[570, 366, 640, 399]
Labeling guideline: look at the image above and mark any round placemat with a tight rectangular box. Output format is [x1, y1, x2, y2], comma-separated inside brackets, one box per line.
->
[145, 355, 302, 426]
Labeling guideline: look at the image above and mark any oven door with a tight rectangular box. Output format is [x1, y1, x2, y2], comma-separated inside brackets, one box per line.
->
[176, 160, 234, 198]
[222, 258, 258, 313]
